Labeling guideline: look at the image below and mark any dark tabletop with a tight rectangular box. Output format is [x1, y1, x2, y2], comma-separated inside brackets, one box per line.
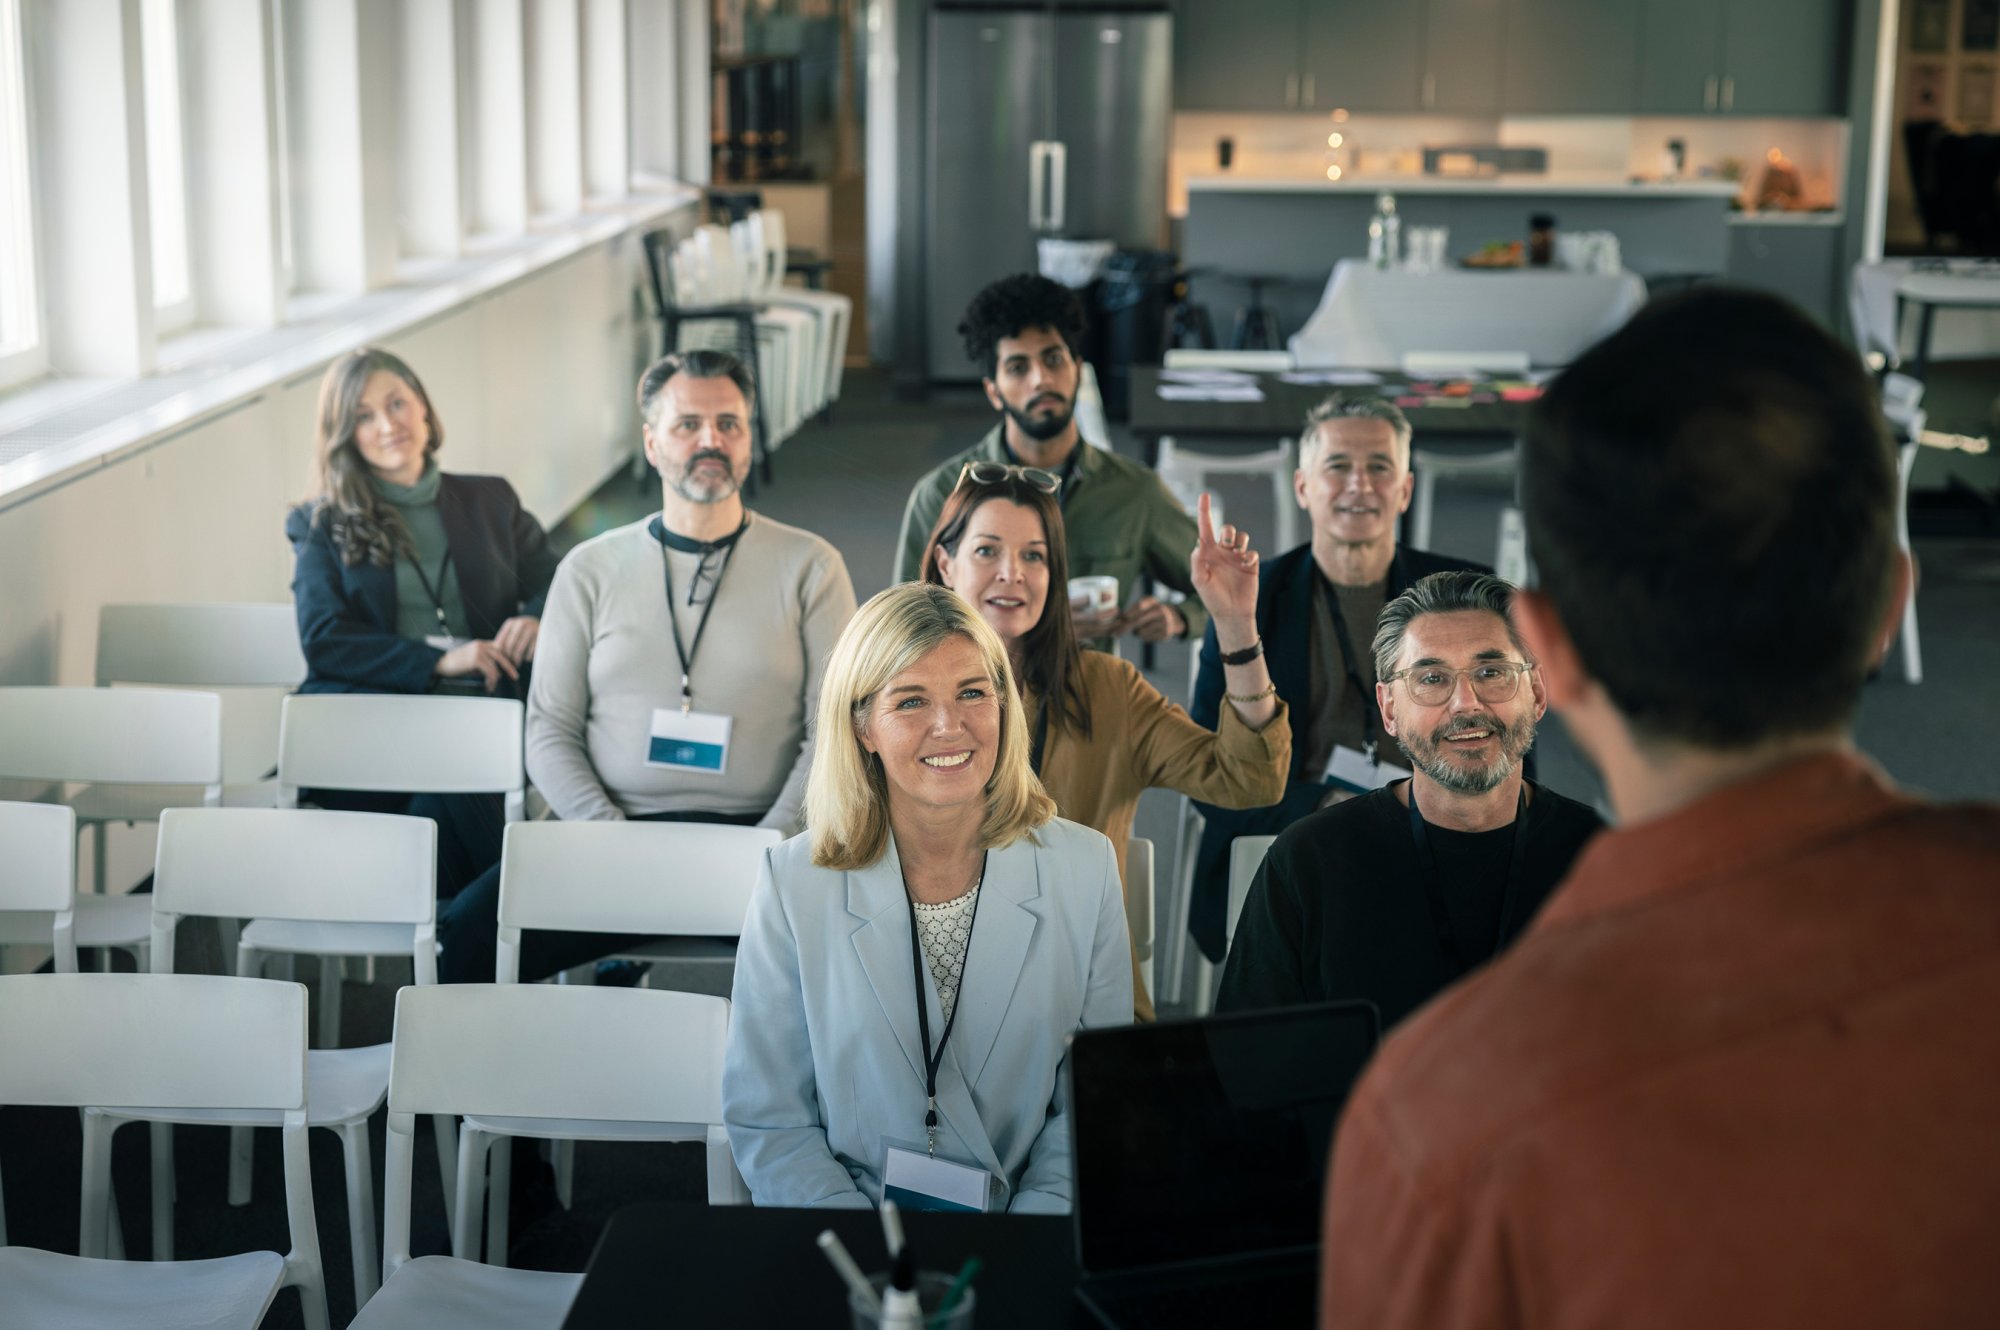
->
[562, 1200, 1088, 1329]
[1128, 366, 1532, 443]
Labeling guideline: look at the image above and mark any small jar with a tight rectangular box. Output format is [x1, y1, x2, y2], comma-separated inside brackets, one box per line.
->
[1529, 213, 1557, 268]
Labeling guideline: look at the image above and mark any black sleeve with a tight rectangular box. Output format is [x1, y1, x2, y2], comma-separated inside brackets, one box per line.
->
[509, 490, 558, 618]
[288, 505, 441, 693]
[1215, 843, 1312, 1013]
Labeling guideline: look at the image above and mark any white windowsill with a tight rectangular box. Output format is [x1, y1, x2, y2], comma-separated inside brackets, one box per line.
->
[0, 185, 698, 513]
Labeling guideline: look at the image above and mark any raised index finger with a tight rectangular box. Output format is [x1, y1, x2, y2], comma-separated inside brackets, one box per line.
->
[1197, 491, 1216, 548]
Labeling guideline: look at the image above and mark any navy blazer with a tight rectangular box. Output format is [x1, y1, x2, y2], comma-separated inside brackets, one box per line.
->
[1185, 542, 1486, 960]
[286, 472, 557, 695]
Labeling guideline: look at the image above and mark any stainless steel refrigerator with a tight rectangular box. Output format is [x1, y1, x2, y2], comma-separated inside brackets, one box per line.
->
[924, 6, 1172, 381]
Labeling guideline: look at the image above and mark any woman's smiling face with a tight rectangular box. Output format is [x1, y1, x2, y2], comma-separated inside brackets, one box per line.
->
[857, 634, 1003, 818]
[934, 498, 1051, 647]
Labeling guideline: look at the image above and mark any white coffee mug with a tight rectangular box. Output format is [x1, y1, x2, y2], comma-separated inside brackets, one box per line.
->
[1067, 575, 1119, 617]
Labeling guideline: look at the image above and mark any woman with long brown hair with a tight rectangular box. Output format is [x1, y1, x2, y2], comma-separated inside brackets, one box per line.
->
[286, 347, 557, 893]
[923, 464, 1290, 1018]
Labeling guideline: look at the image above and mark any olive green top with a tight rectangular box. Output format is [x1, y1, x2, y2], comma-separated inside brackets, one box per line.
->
[370, 462, 470, 642]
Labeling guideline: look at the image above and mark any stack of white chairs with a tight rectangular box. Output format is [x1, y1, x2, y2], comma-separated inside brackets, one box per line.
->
[675, 224, 813, 453]
[109, 806, 448, 1309]
[0, 686, 223, 968]
[269, 693, 526, 1049]
[464, 819, 772, 1265]
[1156, 348, 1300, 555]
[348, 983, 746, 1330]
[0, 972, 331, 1330]
[742, 209, 851, 413]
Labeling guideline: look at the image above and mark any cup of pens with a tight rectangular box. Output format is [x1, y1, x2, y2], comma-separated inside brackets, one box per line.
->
[821, 1201, 980, 1329]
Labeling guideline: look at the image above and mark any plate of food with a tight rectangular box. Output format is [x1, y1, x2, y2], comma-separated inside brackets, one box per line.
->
[1460, 240, 1524, 269]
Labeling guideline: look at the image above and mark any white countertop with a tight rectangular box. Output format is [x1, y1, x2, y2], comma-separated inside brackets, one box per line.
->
[1726, 209, 1845, 226]
[1185, 174, 1743, 199]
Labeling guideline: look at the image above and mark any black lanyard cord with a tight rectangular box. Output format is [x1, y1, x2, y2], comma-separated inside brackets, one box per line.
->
[1407, 781, 1531, 976]
[1316, 576, 1378, 757]
[406, 548, 455, 635]
[658, 540, 737, 714]
[907, 854, 987, 1157]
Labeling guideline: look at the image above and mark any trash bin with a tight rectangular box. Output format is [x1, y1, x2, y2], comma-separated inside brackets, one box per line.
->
[1095, 249, 1178, 421]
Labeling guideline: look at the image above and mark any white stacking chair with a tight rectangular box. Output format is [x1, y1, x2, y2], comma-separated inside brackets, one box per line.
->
[1075, 361, 1113, 452]
[268, 693, 525, 1049]
[0, 973, 330, 1330]
[732, 215, 831, 426]
[112, 807, 444, 1309]
[685, 224, 810, 448]
[1126, 837, 1156, 1002]
[349, 984, 747, 1330]
[81, 603, 307, 834]
[0, 800, 81, 976]
[1192, 833, 1278, 1015]
[1161, 647, 1209, 1011]
[1157, 348, 1300, 554]
[1881, 371, 1926, 683]
[0, 686, 223, 967]
[470, 819, 775, 1264]
[747, 208, 852, 409]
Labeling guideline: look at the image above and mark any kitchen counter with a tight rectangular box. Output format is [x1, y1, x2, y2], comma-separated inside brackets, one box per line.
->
[1185, 174, 1744, 199]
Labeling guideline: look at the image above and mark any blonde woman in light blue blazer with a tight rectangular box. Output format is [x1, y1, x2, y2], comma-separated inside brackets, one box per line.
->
[723, 583, 1133, 1214]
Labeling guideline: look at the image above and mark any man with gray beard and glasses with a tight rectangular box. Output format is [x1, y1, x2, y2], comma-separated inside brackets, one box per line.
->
[1216, 571, 1600, 1026]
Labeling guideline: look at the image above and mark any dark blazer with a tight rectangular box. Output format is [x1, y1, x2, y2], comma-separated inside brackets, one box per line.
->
[1185, 542, 1486, 961]
[286, 472, 557, 695]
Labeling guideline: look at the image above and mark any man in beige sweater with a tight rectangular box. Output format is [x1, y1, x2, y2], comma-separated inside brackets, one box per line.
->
[437, 349, 856, 982]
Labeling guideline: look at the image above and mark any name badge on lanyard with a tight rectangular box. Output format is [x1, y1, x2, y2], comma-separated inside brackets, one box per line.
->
[646, 708, 731, 772]
[1324, 743, 1410, 795]
[883, 1144, 992, 1213]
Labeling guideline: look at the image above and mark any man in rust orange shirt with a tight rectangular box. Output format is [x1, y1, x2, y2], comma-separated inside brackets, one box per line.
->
[1321, 288, 2000, 1330]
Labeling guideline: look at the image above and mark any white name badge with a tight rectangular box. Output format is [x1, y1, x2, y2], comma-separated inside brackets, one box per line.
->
[1324, 744, 1410, 796]
[883, 1145, 992, 1214]
[646, 708, 732, 773]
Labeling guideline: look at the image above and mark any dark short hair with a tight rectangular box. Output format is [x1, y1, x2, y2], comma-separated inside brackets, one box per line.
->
[1522, 287, 1897, 749]
[958, 274, 1087, 380]
[637, 349, 756, 425]
[1373, 571, 1527, 681]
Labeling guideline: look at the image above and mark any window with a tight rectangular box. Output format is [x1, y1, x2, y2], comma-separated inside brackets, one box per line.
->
[0, 0, 41, 387]
[141, 0, 194, 331]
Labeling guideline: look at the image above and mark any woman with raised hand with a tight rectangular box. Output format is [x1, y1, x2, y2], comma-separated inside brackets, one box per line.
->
[286, 347, 556, 894]
[922, 465, 1289, 1019]
[723, 582, 1131, 1213]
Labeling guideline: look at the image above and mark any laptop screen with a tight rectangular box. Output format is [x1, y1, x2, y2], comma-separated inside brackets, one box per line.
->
[1068, 1002, 1381, 1274]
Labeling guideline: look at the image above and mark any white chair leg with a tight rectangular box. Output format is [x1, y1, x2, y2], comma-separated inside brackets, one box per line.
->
[107, 1184, 127, 1260]
[80, 1112, 112, 1258]
[340, 1122, 380, 1306]
[432, 1112, 459, 1231]
[317, 954, 342, 1048]
[554, 1137, 575, 1209]
[150, 1120, 175, 1260]
[1412, 469, 1437, 551]
[230, 943, 260, 1206]
[1191, 951, 1217, 1017]
[485, 1133, 513, 1267]
[1896, 441, 1922, 684]
[1901, 592, 1923, 683]
[452, 1128, 492, 1262]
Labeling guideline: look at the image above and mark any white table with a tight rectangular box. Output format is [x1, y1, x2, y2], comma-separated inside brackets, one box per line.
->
[1848, 260, 2000, 375]
[1287, 260, 1648, 369]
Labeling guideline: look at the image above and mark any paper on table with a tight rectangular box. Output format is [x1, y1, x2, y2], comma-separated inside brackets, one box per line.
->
[1280, 369, 1383, 385]
[1156, 384, 1266, 402]
[1158, 368, 1259, 385]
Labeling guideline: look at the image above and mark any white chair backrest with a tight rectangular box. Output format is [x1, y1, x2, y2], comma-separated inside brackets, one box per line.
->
[495, 821, 778, 979]
[734, 216, 776, 299]
[0, 973, 306, 1112]
[155, 807, 436, 928]
[277, 694, 523, 803]
[1124, 836, 1154, 963]
[0, 800, 79, 973]
[1164, 348, 1292, 371]
[389, 984, 730, 1125]
[0, 686, 222, 788]
[693, 224, 750, 303]
[96, 603, 306, 688]
[1226, 834, 1278, 949]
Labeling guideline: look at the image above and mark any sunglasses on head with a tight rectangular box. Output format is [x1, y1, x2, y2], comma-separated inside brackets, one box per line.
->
[958, 460, 1061, 494]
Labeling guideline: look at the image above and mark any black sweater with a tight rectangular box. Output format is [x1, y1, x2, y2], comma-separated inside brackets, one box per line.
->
[1217, 780, 1604, 1030]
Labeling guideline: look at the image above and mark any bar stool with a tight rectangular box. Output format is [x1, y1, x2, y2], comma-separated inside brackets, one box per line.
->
[1226, 274, 1283, 350]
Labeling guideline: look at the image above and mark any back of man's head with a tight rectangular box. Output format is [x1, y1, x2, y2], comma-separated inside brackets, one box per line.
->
[958, 274, 1087, 379]
[1523, 287, 1897, 751]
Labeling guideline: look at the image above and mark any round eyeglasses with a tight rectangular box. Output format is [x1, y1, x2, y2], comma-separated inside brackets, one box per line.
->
[1383, 660, 1534, 707]
[958, 460, 1061, 494]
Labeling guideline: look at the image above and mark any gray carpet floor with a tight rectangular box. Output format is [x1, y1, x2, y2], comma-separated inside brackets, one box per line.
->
[5, 365, 1995, 1329]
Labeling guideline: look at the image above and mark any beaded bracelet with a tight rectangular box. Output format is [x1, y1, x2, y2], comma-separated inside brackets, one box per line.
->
[1224, 683, 1278, 705]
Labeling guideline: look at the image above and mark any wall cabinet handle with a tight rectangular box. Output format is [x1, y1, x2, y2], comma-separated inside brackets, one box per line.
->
[1703, 75, 1717, 110]
[1721, 76, 1734, 111]
[1422, 72, 1436, 108]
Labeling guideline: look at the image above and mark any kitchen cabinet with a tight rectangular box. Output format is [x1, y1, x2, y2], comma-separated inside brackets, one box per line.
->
[1726, 222, 1842, 328]
[1172, 0, 1301, 111]
[1504, 0, 1642, 114]
[1638, 0, 1846, 115]
[1422, 0, 1505, 113]
[1304, 0, 1424, 113]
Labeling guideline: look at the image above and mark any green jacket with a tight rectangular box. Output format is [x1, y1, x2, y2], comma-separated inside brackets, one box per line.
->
[893, 425, 1208, 641]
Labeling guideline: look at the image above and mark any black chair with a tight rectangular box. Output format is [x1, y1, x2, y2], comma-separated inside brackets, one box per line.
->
[640, 229, 773, 488]
[1225, 274, 1283, 351]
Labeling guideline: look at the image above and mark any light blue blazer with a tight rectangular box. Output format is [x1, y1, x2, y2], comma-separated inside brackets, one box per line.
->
[723, 817, 1134, 1213]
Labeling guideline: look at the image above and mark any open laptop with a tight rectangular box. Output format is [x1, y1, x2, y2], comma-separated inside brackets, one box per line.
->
[1067, 1001, 1382, 1329]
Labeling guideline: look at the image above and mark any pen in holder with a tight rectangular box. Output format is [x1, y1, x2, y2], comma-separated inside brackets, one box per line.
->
[848, 1268, 977, 1330]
